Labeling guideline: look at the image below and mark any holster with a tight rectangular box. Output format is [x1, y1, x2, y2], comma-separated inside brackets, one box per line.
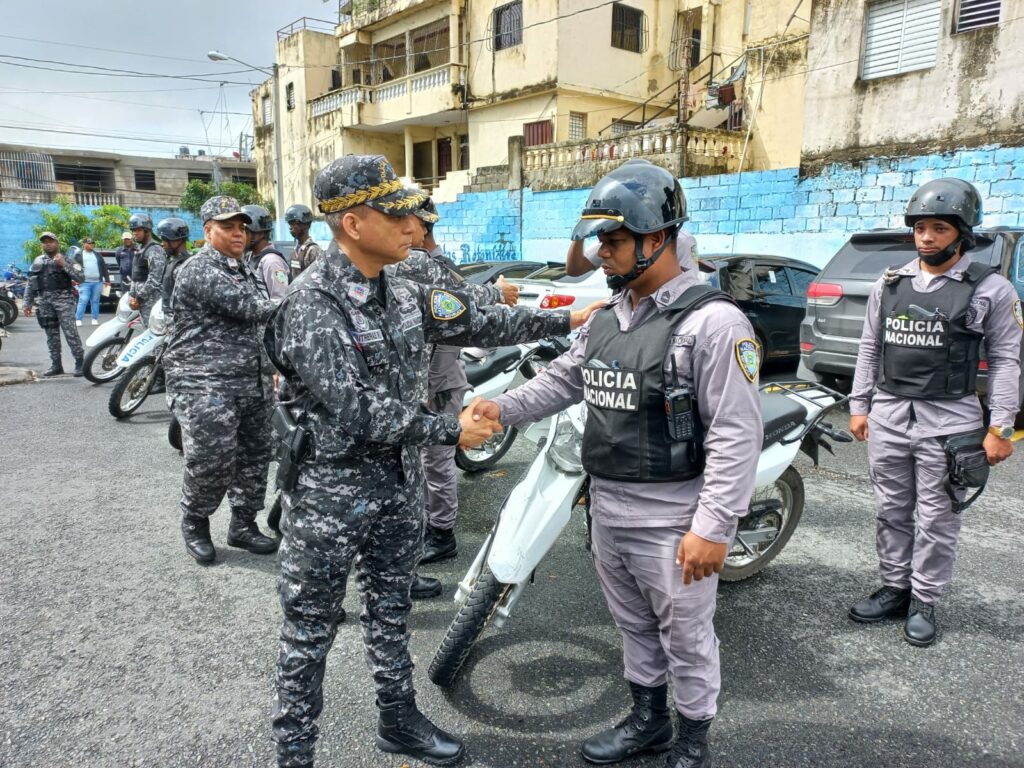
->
[272, 404, 311, 492]
[943, 428, 989, 514]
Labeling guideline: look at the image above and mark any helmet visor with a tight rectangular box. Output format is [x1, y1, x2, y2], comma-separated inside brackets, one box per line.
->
[571, 211, 626, 241]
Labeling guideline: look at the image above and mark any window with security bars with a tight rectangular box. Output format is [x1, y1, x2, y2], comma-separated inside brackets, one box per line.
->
[133, 169, 156, 191]
[568, 112, 587, 142]
[492, 1, 523, 51]
[611, 3, 648, 53]
[860, 0, 941, 81]
[373, 34, 407, 83]
[955, 0, 1000, 32]
[261, 95, 272, 125]
[412, 18, 451, 72]
[610, 119, 639, 136]
[285, 83, 295, 111]
[524, 120, 553, 147]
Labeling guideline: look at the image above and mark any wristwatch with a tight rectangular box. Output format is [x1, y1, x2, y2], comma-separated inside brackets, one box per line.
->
[988, 425, 1014, 440]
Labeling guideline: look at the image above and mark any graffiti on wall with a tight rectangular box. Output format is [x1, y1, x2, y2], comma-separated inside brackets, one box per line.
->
[442, 233, 519, 264]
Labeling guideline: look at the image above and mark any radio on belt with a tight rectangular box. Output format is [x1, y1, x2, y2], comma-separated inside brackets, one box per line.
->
[665, 357, 695, 442]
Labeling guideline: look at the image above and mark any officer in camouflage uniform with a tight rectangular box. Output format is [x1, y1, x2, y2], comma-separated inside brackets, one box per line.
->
[164, 197, 279, 565]
[264, 154, 599, 768]
[22, 231, 86, 376]
[128, 212, 167, 324]
[285, 204, 322, 279]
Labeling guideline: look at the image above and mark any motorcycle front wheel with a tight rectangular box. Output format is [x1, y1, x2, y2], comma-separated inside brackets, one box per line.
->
[720, 465, 804, 583]
[84, 336, 130, 384]
[0, 297, 17, 326]
[429, 568, 511, 687]
[454, 426, 519, 472]
[108, 356, 157, 419]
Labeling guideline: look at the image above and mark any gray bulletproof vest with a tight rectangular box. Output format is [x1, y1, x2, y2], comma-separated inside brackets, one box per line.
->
[877, 263, 994, 400]
[581, 285, 733, 483]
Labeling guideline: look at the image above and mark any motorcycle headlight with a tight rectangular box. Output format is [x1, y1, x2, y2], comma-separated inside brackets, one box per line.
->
[148, 302, 167, 335]
[546, 409, 584, 474]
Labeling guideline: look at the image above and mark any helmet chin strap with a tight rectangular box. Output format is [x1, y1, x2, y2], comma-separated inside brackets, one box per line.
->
[606, 233, 672, 291]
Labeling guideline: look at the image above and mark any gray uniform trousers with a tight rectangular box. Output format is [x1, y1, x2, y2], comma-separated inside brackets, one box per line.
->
[868, 417, 966, 604]
[272, 468, 425, 766]
[591, 520, 721, 720]
[422, 383, 470, 530]
[167, 392, 273, 523]
[36, 292, 83, 366]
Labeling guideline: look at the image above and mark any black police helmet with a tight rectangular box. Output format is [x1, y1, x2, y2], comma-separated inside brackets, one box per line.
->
[285, 204, 314, 225]
[241, 205, 274, 233]
[129, 213, 153, 230]
[571, 159, 688, 241]
[904, 178, 982, 229]
[155, 217, 189, 242]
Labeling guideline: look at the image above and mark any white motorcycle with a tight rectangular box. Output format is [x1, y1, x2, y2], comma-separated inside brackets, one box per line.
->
[107, 299, 167, 419]
[428, 382, 851, 687]
[82, 292, 142, 384]
[455, 337, 569, 472]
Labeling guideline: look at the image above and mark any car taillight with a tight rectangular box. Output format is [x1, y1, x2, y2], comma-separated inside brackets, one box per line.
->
[540, 294, 576, 309]
[807, 282, 843, 306]
[978, 360, 988, 371]
[800, 342, 814, 353]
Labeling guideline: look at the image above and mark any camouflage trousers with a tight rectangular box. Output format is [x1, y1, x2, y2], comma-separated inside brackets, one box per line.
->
[272, 468, 424, 767]
[35, 292, 83, 367]
[167, 391, 273, 523]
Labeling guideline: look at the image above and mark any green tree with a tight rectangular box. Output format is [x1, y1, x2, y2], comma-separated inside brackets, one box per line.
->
[21, 199, 134, 263]
[179, 179, 273, 217]
[90, 204, 132, 248]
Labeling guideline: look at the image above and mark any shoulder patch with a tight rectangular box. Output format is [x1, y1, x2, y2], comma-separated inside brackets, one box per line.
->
[273, 269, 289, 285]
[430, 289, 466, 321]
[347, 283, 370, 305]
[735, 338, 760, 383]
[1014, 300, 1023, 329]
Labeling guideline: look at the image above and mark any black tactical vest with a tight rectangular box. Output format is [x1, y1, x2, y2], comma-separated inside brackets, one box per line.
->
[40, 259, 73, 294]
[162, 251, 194, 310]
[877, 263, 995, 400]
[132, 241, 159, 286]
[581, 285, 735, 483]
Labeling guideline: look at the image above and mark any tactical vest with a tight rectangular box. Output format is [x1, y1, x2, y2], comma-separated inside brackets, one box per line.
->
[40, 258, 73, 294]
[162, 251, 194, 311]
[581, 285, 735, 483]
[133, 241, 160, 285]
[877, 263, 995, 400]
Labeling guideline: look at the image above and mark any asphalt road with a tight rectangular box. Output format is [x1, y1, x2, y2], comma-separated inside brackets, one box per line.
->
[1, 315, 1022, 768]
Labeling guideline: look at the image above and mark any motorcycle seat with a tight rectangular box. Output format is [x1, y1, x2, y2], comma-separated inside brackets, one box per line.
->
[760, 392, 806, 449]
[464, 346, 522, 388]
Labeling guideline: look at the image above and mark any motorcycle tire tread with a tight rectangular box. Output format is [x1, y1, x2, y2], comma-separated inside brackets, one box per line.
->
[108, 355, 157, 419]
[83, 337, 129, 384]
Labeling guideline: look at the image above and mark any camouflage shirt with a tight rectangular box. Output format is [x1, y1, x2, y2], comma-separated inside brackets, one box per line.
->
[264, 248, 570, 490]
[164, 245, 276, 396]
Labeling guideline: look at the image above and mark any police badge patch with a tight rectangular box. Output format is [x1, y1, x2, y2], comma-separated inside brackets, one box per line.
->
[1014, 300, 1023, 329]
[430, 289, 466, 321]
[736, 338, 760, 382]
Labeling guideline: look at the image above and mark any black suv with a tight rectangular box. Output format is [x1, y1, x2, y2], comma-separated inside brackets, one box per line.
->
[798, 228, 1024, 397]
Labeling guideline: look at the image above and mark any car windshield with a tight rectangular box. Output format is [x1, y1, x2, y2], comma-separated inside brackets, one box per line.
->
[823, 233, 1001, 280]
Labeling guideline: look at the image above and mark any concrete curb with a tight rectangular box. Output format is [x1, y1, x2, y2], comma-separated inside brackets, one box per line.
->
[0, 367, 36, 386]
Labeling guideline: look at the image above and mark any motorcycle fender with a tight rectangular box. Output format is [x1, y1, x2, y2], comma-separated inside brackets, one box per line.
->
[85, 318, 128, 348]
[754, 441, 801, 488]
[117, 330, 160, 367]
[462, 369, 517, 405]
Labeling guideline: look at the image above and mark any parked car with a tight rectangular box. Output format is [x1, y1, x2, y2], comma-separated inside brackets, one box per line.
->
[455, 259, 545, 285]
[96, 249, 123, 307]
[507, 262, 610, 310]
[798, 227, 1024, 396]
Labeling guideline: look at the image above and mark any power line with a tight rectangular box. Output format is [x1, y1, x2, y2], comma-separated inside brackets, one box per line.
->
[0, 89, 252, 116]
[0, 33, 213, 65]
[0, 59, 255, 86]
[0, 123, 241, 150]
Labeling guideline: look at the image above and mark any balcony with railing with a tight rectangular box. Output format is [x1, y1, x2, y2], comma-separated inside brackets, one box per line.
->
[338, 0, 448, 35]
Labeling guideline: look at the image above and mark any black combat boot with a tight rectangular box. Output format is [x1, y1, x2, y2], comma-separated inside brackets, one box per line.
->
[43, 364, 63, 377]
[421, 525, 457, 564]
[848, 585, 911, 623]
[227, 517, 279, 554]
[665, 713, 713, 768]
[411, 573, 442, 600]
[903, 596, 937, 647]
[581, 681, 673, 764]
[182, 516, 215, 564]
[72, 358, 84, 377]
[376, 697, 465, 766]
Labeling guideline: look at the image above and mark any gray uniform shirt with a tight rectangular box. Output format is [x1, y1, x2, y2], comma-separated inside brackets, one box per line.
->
[850, 254, 1022, 435]
[250, 247, 291, 302]
[494, 270, 763, 542]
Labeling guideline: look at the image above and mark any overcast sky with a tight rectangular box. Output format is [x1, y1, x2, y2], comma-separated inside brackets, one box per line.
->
[0, 0, 334, 159]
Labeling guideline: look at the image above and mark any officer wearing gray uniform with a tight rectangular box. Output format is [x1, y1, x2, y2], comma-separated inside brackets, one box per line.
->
[285, 204, 323, 278]
[243, 204, 291, 302]
[128, 213, 167, 324]
[390, 196, 520, 563]
[848, 178, 1021, 647]
[263, 154, 597, 768]
[22, 231, 86, 377]
[164, 196, 279, 565]
[474, 159, 762, 768]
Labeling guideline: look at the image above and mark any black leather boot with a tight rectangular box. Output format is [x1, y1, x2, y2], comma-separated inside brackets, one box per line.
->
[849, 585, 911, 623]
[376, 698, 465, 766]
[421, 525, 457, 564]
[904, 597, 937, 647]
[581, 681, 673, 764]
[182, 516, 215, 564]
[226, 517, 279, 555]
[72, 358, 84, 377]
[411, 573, 442, 600]
[665, 713, 713, 768]
[43, 364, 63, 377]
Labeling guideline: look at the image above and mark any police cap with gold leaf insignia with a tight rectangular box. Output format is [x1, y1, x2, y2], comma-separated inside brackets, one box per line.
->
[314, 155, 426, 218]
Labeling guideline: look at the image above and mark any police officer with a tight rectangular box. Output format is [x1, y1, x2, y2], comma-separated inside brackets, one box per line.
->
[285, 204, 322, 278]
[470, 159, 762, 768]
[390, 195, 520, 564]
[128, 213, 167, 324]
[164, 197, 278, 565]
[264, 154, 599, 768]
[847, 178, 1021, 647]
[243, 204, 291, 301]
[156, 217, 193, 315]
[115, 231, 135, 286]
[22, 231, 86, 377]
[565, 220, 699, 277]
